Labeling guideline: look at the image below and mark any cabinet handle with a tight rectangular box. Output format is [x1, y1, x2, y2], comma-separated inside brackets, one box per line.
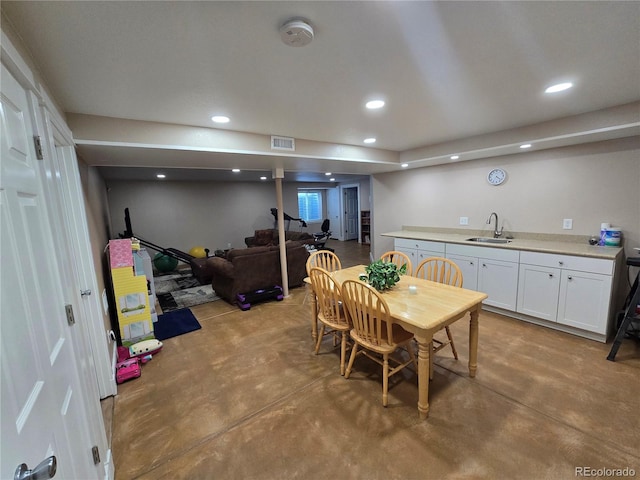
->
[567, 276, 573, 280]
[482, 263, 487, 267]
[470, 262, 474, 266]
[559, 261, 564, 266]
[548, 274, 554, 278]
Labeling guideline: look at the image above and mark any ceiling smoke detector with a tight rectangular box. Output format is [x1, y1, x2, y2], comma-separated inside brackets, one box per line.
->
[280, 19, 314, 47]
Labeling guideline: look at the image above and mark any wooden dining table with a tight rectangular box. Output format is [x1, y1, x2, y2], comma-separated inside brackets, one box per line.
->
[306, 264, 488, 419]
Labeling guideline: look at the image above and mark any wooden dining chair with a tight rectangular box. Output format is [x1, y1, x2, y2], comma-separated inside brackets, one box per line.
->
[379, 250, 413, 276]
[309, 267, 351, 375]
[414, 257, 462, 374]
[341, 279, 417, 407]
[306, 249, 342, 275]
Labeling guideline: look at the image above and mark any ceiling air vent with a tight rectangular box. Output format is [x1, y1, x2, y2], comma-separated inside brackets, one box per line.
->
[271, 136, 295, 151]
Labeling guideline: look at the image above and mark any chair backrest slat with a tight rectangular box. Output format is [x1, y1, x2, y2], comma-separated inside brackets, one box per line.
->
[414, 256, 463, 288]
[309, 267, 347, 327]
[306, 250, 342, 276]
[379, 250, 413, 276]
[341, 279, 394, 346]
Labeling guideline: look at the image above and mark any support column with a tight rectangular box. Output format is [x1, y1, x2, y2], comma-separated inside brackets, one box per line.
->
[273, 168, 289, 297]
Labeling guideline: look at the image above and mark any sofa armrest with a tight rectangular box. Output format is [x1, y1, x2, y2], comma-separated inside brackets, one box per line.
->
[207, 257, 234, 279]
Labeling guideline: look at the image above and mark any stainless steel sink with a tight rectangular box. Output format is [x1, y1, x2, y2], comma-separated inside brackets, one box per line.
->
[466, 237, 512, 244]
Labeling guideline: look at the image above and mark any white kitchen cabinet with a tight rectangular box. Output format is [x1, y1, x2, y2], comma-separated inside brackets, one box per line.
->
[389, 234, 621, 341]
[478, 258, 519, 310]
[394, 238, 445, 271]
[445, 254, 479, 290]
[518, 251, 615, 336]
[558, 270, 613, 335]
[517, 264, 561, 321]
[446, 244, 520, 309]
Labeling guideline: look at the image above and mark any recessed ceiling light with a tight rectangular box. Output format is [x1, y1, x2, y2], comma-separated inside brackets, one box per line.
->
[325, 172, 331, 176]
[232, 168, 241, 173]
[520, 144, 532, 149]
[401, 163, 409, 168]
[366, 100, 385, 109]
[364, 138, 376, 144]
[211, 115, 230, 123]
[450, 155, 460, 160]
[260, 176, 267, 180]
[545, 82, 573, 94]
[156, 174, 166, 179]
[330, 178, 336, 182]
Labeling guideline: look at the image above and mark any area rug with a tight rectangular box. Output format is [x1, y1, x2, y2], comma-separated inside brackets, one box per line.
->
[154, 271, 220, 313]
[154, 308, 201, 341]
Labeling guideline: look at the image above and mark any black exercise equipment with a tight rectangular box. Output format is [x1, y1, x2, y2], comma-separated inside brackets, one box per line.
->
[313, 219, 333, 251]
[120, 208, 197, 264]
[270, 208, 307, 230]
[607, 257, 640, 361]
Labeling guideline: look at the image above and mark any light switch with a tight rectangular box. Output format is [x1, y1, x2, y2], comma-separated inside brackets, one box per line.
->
[563, 219, 573, 230]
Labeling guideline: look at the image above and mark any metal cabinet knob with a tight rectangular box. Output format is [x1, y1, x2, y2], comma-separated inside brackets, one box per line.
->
[549, 274, 554, 278]
[15, 456, 57, 480]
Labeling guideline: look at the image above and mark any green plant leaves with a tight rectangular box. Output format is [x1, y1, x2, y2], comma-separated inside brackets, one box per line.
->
[363, 260, 406, 291]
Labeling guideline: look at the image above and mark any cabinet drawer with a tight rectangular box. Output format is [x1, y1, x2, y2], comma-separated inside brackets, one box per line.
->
[520, 251, 613, 275]
[394, 238, 445, 253]
[445, 243, 519, 262]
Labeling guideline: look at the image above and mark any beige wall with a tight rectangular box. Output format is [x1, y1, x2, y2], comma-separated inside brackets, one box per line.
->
[105, 180, 368, 253]
[371, 137, 640, 262]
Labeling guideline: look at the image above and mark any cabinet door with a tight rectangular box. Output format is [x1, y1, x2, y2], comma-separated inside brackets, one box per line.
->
[557, 270, 612, 334]
[517, 264, 561, 321]
[416, 249, 446, 265]
[395, 247, 417, 269]
[446, 254, 478, 290]
[478, 259, 519, 310]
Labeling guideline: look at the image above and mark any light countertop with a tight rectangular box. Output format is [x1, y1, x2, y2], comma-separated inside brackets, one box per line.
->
[382, 228, 623, 260]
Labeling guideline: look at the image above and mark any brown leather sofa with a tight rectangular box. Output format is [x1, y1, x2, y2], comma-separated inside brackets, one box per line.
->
[244, 229, 315, 248]
[206, 243, 310, 305]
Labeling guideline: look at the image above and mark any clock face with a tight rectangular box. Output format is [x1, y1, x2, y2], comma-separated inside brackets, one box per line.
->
[487, 168, 506, 185]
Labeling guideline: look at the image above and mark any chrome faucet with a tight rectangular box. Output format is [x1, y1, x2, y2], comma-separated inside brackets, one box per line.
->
[487, 212, 503, 238]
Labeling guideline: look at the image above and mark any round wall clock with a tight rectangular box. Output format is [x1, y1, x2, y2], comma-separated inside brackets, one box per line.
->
[487, 168, 507, 186]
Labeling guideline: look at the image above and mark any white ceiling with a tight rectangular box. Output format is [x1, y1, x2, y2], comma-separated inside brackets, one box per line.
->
[2, 1, 639, 182]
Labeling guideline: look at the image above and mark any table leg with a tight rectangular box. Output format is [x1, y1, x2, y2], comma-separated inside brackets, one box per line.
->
[416, 337, 432, 419]
[468, 308, 479, 378]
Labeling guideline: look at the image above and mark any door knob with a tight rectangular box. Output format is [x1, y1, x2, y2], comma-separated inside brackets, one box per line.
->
[14, 456, 57, 480]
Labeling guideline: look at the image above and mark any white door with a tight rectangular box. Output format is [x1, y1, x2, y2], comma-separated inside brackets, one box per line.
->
[1, 63, 100, 479]
[343, 186, 359, 240]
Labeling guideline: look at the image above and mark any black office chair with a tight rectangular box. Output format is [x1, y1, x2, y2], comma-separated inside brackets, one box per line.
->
[313, 219, 333, 251]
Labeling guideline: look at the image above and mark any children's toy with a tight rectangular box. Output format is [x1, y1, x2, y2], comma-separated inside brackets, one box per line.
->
[236, 286, 284, 311]
[116, 358, 141, 384]
[129, 338, 163, 358]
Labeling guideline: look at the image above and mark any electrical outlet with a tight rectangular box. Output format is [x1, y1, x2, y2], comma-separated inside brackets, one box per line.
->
[459, 216, 469, 225]
[563, 219, 573, 230]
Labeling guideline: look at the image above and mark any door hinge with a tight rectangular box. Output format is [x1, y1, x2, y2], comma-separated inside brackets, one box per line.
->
[33, 136, 44, 160]
[91, 446, 100, 465]
[65, 304, 76, 326]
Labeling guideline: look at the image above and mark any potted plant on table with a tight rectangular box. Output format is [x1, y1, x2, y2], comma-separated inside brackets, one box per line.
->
[359, 259, 407, 291]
